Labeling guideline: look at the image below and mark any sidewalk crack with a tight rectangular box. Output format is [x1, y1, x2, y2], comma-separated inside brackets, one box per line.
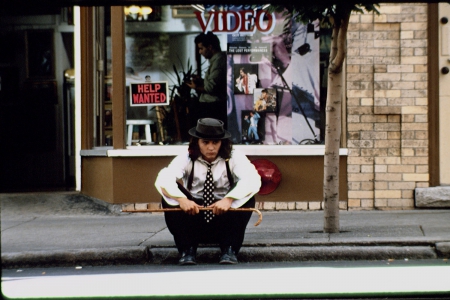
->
[419, 225, 425, 236]
[138, 226, 167, 246]
[1, 217, 37, 232]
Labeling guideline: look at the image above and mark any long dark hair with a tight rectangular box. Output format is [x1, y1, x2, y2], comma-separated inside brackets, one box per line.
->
[188, 137, 232, 161]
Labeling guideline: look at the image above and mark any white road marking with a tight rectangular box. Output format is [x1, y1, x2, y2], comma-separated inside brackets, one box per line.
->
[3, 265, 450, 298]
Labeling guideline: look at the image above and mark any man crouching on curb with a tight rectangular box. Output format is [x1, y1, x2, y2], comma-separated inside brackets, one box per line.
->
[155, 118, 261, 265]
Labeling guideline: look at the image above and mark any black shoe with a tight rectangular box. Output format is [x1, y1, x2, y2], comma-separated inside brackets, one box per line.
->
[179, 247, 197, 265]
[219, 246, 238, 264]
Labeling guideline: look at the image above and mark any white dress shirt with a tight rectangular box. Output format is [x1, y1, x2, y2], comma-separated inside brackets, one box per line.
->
[155, 149, 261, 208]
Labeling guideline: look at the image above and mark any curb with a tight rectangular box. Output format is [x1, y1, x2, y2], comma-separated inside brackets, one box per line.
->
[149, 245, 438, 264]
[2, 244, 445, 268]
[1, 246, 148, 268]
[436, 242, 450, 257]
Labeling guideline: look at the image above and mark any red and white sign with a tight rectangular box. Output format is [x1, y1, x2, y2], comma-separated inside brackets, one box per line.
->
[129, 82, 169, 106]
[195, 10, 276, 34]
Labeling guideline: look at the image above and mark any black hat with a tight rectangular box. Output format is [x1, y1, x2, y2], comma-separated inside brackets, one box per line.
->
[188, 118, 231, 140]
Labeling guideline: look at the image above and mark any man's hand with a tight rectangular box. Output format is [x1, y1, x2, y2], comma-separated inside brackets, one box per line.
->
[185, 80, 196, 89]
[178, 198, 202, 215]
[209, 197, 233, 215]
[161, 187, 201, 215]
[186, 75, 203, 90]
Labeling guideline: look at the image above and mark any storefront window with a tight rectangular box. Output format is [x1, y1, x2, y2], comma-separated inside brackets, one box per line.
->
[118, 5, 329, 147]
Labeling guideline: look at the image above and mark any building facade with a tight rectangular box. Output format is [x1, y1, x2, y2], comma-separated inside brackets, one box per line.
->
[346, 3, 450, 209]
[1, 2, 449, 210]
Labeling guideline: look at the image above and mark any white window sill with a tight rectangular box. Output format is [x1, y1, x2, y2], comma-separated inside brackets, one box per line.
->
[81, 145, 348, 157]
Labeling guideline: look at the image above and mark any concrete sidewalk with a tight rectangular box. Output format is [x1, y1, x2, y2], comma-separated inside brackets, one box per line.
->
[1, 192, 450, 267]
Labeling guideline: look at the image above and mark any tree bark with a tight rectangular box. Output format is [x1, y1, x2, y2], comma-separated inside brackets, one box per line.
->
[323, 12, 350, 233]
[323, 69, 343, 233]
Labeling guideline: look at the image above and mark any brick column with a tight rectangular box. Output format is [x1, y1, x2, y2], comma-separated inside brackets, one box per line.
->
[346, 4, 429, 210]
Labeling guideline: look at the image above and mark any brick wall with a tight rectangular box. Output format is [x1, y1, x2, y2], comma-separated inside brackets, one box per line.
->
[346, 3, 429, 210]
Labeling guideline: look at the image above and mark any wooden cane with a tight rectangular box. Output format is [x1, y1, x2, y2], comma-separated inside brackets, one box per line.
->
[122, 207, 263, 227]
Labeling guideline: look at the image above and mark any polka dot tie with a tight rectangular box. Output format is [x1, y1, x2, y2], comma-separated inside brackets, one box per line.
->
[203, 163, 214, 222]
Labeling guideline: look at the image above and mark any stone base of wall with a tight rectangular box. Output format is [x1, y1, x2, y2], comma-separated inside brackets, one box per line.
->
[122, 201, 349, 212]
[415, 187, 450, 208]
[121, 201, 426, 212]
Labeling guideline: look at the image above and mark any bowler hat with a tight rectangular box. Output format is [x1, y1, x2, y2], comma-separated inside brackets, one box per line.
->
[188, 118, 231, 140]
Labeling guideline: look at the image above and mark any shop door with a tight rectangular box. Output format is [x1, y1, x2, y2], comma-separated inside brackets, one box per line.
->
[0, 85, 65, 191]
[0, 14, 73, 192]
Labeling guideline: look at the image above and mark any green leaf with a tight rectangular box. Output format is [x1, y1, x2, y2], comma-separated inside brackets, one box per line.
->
[173, 64, 181, 85]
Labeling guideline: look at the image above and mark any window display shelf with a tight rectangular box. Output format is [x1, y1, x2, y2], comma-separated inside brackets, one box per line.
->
[79, 145, 348, 157]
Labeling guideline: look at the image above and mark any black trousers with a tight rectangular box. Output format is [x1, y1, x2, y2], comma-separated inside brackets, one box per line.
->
[162, 197, 255, 254]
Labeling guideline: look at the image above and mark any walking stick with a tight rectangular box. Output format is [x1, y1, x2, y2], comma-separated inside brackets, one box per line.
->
[122, 207, 263, 227]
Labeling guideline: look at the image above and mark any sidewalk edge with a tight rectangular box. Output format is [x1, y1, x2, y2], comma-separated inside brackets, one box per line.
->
[2, 245, 444, 268]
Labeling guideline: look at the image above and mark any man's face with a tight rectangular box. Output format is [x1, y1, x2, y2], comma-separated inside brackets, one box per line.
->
[198, 43, 213, 59]
[198, 139, 221, 163]
[239, 70, 246, 78]
[261, 92, 267, 99]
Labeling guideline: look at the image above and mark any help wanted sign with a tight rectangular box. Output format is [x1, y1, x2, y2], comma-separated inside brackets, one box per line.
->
[129, 82, 169, 106]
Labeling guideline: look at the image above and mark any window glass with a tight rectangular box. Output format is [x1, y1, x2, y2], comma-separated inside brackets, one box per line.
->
[119, 5, 329, 146]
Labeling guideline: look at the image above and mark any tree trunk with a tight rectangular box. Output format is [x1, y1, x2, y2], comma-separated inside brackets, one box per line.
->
[323, 12, 350, 233]
[323, 68, 343, 233]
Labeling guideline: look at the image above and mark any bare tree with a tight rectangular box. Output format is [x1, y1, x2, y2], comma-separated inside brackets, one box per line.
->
[269, 3, 379, 233]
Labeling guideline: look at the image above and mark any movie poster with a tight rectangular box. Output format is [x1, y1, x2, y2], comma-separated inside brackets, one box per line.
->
[198, 7, 322, 145]
[241, 110, 265, 144]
